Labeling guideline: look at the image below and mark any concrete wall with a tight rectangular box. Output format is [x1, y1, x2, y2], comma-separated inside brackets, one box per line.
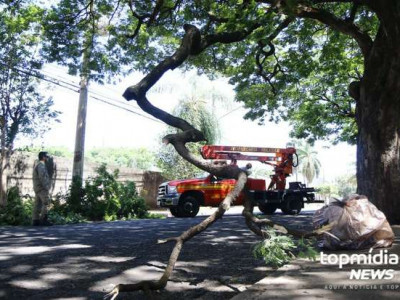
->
[6, 152, 164, 208]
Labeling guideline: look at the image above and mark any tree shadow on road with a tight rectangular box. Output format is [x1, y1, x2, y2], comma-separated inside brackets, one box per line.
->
[0, 214, 308, 299]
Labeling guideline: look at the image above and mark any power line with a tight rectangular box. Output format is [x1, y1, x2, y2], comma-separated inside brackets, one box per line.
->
[89, 94, 164, 124]
[218, 106, 243, 120]
[41, 65, 149, 114]
[0, 61, 164, 124]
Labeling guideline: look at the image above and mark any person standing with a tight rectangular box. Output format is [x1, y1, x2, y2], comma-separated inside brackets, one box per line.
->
[32, 151, 52, 226]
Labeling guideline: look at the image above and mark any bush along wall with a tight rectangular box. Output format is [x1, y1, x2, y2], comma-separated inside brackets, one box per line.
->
[1, 164, 161, 226]
[51, 164, 152, 223]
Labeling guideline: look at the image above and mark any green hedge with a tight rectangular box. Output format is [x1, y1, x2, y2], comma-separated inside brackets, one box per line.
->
[1, 164, 162, 226]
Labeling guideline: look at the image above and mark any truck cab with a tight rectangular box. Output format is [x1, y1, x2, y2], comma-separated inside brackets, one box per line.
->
[157, 174, 241, 217]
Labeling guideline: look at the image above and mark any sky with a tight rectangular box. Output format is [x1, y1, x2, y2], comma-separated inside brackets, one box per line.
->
[17, 64, 356, 183]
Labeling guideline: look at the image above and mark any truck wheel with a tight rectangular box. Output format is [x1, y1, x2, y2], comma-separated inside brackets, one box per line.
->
[281, 195, 302, 215]
[178, 196, 200, 217]
[169, 207, 182, 218]
[258, 204, 277, 215]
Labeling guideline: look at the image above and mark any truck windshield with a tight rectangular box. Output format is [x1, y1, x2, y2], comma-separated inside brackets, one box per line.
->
[196, 172, 209, 179]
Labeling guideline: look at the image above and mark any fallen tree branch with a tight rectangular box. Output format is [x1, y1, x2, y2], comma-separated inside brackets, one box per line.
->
[105, 172, 248, 299]
[107, 21, 323, 299]
[241, 189, 331, 238]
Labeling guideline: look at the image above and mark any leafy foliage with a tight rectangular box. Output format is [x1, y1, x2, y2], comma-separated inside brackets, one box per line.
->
[59, 164, 150, 221]
[0, 1, 60, 204]
[253, 228, 318, 269]
[0, 187, 32, 226]
[19, 146, 156, 170]
[41, 0, 156, 84]
[48, 210, 87, 225]
[86, 147, 156, 170]
[335, 173, 357, 198]
[20, 146, 74, 159]
[39, 0, 374, 145]
[158, 99, 220, 180]
[0, 2, 60, 148]
[39, 1, 381, 153]
[316, 173, 357, 199]
[294, 140, 322, 185]
[0, 167, 162, 225]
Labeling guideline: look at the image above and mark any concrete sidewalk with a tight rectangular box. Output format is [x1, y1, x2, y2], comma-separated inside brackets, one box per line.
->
[232, 226, 400, 300]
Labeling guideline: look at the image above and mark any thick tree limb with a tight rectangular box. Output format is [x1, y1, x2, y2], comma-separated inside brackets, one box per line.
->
[123, 24, 202, 101]
[255, 17, 292, 93]
[257, 0, 372, 57]
[123, 22, 261, 101]
[241, 193, 327, 239]
[114, 21, 322, 299]
[112, 24, 261, 299]
[295, 5, 373, 57]
[105, 172, 249, 299]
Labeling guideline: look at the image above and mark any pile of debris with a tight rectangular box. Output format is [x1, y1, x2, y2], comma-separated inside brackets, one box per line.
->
[313, 195, 394, 250]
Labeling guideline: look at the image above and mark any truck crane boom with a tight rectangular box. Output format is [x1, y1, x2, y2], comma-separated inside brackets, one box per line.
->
[200, 145, 298, 190]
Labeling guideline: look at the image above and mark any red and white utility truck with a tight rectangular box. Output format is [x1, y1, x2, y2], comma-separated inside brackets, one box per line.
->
[157, 145, 316, 217]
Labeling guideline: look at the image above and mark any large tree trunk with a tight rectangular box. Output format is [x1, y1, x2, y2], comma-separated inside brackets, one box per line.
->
[357, 8, 400, 224]
[0, 121, 7, 206]
[0, 156, 7, 206]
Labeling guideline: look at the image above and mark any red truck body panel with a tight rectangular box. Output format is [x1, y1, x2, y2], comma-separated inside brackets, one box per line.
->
[170, 175, 266, 207]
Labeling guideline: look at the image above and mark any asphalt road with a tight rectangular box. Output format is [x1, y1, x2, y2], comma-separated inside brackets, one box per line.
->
[0, 209, 317, 300]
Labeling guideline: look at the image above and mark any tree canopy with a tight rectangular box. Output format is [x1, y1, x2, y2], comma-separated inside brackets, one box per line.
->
[39, 0, 379, 146]
[0, 1, 59, 205]
[114, 0, 400, 225]
[89, 0, 375, 145]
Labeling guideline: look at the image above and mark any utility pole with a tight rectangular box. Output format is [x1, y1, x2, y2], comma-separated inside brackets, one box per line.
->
[72, 76, 89, 179]
[72, 0, 94, 182]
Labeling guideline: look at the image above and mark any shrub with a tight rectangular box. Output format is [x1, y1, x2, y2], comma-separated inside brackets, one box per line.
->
[63, 164, 150, 221]
[0, 186, 32, 226]
[118, 181, 148, 219]
[48, 210, 87, 225]
[1, 165, 156, 226]
[0, 164, 156, 226]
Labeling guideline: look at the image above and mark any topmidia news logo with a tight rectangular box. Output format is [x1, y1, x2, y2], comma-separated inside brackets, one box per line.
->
[320, 248, 399, 280]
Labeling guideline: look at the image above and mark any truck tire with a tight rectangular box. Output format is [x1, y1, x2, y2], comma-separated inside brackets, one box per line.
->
[281, 195, 302, 215]
[169, 207, 182, 218]
[178, 195, 200, 217]
[258, 203, 277, 215]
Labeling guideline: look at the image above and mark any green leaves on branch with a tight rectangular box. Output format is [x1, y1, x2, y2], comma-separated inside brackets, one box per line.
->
[55, 164, 149, 221]
[253, 228, 318, 269]
[0, 187, 33, 226]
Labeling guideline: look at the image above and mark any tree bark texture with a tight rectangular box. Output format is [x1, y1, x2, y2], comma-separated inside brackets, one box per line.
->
[0, 155, 7, 206]
[356, 2, 400, 224]
[0, 120, 8, 206]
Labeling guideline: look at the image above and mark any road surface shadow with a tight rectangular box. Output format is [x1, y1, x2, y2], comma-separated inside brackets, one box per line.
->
[0, 214, 315, 299]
